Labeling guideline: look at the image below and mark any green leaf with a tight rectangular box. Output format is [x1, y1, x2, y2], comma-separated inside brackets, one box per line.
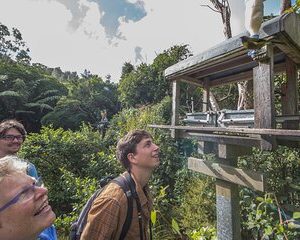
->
[264, 226, 273, 236]
[256, 197, 264, 202]
[171, 218, 180, 234]
[150, 210, 157, 225]
[293, 212, 300, 219]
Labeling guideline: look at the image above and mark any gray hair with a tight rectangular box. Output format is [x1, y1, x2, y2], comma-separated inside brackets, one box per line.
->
[0, 156, 28, 183]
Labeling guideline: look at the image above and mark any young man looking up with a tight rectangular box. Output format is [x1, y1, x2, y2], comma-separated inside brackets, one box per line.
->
[81, 130, 160, 240]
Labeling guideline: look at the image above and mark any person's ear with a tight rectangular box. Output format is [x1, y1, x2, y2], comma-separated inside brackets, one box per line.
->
[127, 153, 137, 164]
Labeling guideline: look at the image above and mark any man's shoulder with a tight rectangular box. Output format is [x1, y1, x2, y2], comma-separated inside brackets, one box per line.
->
[95, 181, 127, 203]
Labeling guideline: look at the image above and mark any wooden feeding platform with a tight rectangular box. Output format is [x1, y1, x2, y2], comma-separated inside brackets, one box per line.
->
[150, 13, 300, 240]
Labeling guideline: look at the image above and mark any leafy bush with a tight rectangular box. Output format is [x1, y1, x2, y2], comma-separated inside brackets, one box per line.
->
[239, 146, 300, 239]
[20, 124, 122, 216]
[176, 174, 216, 233]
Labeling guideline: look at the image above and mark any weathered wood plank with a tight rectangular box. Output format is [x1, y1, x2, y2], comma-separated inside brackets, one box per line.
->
[188, 157, 265, 192]
[202, 78, 209, 112]
[165, 14, 300, 79]
[178, 76, 203, 87]
[180, 131, 260, 147]
[148, 124, 300, 137]
[253, 44, 276, 150]
[171, 80, 180, 138]
[281, 56, 299, 130]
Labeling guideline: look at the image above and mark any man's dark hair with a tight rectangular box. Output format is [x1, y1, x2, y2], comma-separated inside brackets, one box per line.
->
[116, 130, 152, 170]
[0, 119, 27, 138]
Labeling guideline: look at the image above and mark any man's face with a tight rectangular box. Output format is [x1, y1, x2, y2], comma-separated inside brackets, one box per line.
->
[129, 137, 160, 170]
[0, 172, 56, 240]
[0, 128, 24, 157]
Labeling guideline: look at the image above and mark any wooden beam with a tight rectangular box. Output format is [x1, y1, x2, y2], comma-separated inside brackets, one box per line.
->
[178, 76, 203, 87]
[148, 124, 300, 137]
[253, 44, 276, 150]
[171, 80, 180, 138]
[209, 70, 253, 87]
[202, 78, 209, 112]
[281, 56, 299, 130]
[188, 157, 265, 192]
[180, 131, 260, 147]
[191, 54, 252, 80]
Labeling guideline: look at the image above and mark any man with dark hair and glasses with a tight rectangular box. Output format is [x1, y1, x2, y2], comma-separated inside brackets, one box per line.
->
[0, 119, 57, 239]
[0, 119, 27, 157]
[0, 155, 56, 240]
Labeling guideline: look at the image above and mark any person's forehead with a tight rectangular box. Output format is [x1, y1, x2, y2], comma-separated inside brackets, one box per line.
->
[0, 173, 32, 201]
[4, 128, 22, 135]
[138, 137, 153, 144]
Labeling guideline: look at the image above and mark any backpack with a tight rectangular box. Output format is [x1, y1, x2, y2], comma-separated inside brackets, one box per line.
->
[70, 172, 135, 240]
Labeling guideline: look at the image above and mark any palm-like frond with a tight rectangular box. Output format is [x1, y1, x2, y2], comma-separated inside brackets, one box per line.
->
[0, 90, 21, 97]
[15, 110, 36, 115]
[25, 102, 54, 111]
[34, 89, 61, 100]
[37, 95, 62, 104]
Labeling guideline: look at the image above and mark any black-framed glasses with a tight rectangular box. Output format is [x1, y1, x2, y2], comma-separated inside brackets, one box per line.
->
[0, 177, 43, 213]
[0, 134, 25, 142]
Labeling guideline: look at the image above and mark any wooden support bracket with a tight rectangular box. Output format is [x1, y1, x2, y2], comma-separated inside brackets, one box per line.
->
[188, 157, 265, 192]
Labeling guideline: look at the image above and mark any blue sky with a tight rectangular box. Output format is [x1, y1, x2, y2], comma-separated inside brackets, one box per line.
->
[265, 0, 296, 15]
[0, 0, 295, 81]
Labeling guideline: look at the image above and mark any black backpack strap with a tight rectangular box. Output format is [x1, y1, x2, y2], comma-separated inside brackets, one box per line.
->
[112, 172, 134, 240]
[114, 172, 144, 240]
[70, 188, 103, 240]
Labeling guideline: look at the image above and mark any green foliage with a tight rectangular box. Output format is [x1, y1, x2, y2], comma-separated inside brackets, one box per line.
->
[0, 60, 67, 131]
[176, 175, 216, 233]
[285, 0, 300, 14]
[42, 76, 119, 130]
[55, 168, 98, 236]
[19, 124, 122, 217]
[239, 146, 300, 239]
[240, 190, 300, 239]
[239, 146, 300, 205]
[118, 45, 192, 108]
[0, 22, 31, 63]
[188, 226, 217, 240]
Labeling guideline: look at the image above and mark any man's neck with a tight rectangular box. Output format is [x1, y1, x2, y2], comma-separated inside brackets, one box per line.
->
[130, 167, 152, 188]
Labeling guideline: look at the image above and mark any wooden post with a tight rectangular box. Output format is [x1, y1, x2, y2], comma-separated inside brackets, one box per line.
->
[215, 144, 244, 240]
[253, 45, 276, 150]
[171, 80, 180, 138]
[203, 78, 210, 112]
[281, 56, 299, 130]
[198, 78, 215, 154]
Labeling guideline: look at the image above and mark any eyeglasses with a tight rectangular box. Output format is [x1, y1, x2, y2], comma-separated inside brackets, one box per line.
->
[0, 177, 43, 213]
[0, 134, 25, 142]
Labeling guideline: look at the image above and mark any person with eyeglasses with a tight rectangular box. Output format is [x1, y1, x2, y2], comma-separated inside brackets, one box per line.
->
[0, 155, 56, 240]
[0, 119, 57, 240]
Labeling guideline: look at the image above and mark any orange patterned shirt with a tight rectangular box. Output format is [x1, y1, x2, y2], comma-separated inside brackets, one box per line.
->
[80, 173, 153, 240]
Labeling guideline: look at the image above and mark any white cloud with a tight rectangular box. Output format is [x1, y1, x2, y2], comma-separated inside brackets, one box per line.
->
[118, 0, 225, 64]
[0, 0, 248, 81]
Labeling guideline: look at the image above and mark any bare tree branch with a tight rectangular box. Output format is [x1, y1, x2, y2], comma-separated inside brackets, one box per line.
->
[200, 4, 221, 13]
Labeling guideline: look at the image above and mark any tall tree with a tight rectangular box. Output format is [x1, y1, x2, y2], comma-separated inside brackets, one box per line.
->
[202, 0, 253, 110]
[118, 45, 192, 108]
[0, 22, 31, 64]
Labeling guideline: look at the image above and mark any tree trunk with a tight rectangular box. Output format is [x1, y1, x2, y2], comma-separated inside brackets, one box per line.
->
[280, 0, 291, 14]
[207, 0, 252, 110]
